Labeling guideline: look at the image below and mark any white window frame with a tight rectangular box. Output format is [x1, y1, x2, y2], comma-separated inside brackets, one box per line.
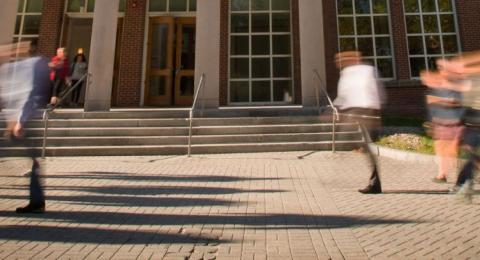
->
[228, 0, 295, 105]
[64, 0, 126, 16]
[14, 0, 42, 45]
[403, 0, 461, 78]
[335, 0, 396, 80]
[148, 0, 197, 15]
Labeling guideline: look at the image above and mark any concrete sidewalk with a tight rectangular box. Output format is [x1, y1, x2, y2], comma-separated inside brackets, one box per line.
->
[0, 152, 478, 259]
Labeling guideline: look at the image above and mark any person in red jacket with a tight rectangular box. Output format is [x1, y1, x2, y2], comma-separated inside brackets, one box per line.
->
[48, 47, 70, 106]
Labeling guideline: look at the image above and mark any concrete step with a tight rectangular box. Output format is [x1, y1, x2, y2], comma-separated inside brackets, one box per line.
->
[1, 123, 358, 137]
[0, 140, 364, 157]
[11, 115, 336, 128]
[1, 132, 362, 147]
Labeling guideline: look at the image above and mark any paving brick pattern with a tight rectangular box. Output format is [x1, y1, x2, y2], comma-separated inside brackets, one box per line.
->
[0, 152, 478, 259]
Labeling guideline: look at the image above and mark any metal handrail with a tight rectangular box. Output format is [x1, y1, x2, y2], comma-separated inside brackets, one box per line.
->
[187, 74, 206, 157]
[41, 73, 88, 158]
[313, 69, 339, 153]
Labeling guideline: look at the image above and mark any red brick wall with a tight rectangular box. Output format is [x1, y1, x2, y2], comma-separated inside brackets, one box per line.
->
[389, 0, 410, 80]
[38, 0, 65, 57]
[456, 0, 480, 52]
[116, 0, 146, 106]
[322, 0, 339, 97]
[219, 0, 302, 105]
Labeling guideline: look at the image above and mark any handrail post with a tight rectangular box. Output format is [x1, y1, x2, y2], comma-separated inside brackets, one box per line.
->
[187, 74, 206, 157]
[41, 110, 49, 158]
[332, 113, 336, 153]
[188, 110, 193, 157]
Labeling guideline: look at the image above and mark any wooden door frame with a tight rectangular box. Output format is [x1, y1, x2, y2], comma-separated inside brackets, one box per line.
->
[145, 16, 175, 106]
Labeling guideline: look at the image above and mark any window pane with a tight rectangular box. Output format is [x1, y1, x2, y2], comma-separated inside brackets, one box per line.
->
[189, 0, 197, 11]
[273, 57, 291, 77]
[149, 76, 167, 96]
[119, 0, 126, 12]
[338, 17, 354, 35]
[18, 0, 25, 12]
[356, 17, 372, 35]
[150, 23, 169, 69]
[22, 15, 41, 35]
[406, 15, 422, 34]
[252, 58, 270, 78]
[408, 36, 424, 55]
[252, 81, 271, 102]
[355, 0, 370, 14]
[377, 59, 393, 78]
[273, 35, 291, 54]
[425, 35, 441, 54]
[87, 0, 94, 12]
[372, 0, 387, 13]
[252, 14, 270, 33]
[252, 35, 270, 55]
[404, 0, 419, 12]
[67, 0, 85, 12]
[358, 37, 374, 56]
[149, 0, 167, 12]
[252, 0, 269, 11]
[273, 80, 293, 102]
[410, 57, 426, 77]
[440, 14, 455, 33]
[230, 58, 249, 78]
[374, 16, 389, 35]
[231, 36, 249, 55]
[170, 0, 188, 12]
[26, 0, 43, 12]
[230, 81, 249, 102]
[438, 0, 453, 12]
[421, 0, 436, 12]
[272, 0, 290, 11]
[272, 13, 290, 32]
[231, 0, 248, 11]
[427, 56, 437, 70]
[375, 37, 391, 56]
[337, 0, 353, 14]
[423, 15, 439, 33]
[443, 35, 458, 54]
[340, 38, 356, 51]
[231, 14, 249, 33]
[15, 16, 22, 35]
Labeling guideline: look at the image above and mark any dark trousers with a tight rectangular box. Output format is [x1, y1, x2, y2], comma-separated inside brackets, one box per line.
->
[4, 136, 45, 205]
[456, 127, 480, 187]
[71, 80, 82, 103]
[341, 108, 382, 187]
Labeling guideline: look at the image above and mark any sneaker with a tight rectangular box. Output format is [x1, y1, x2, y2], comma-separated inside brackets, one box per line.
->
[358, 184, 382, 194]
[456, 181, 473, 204]
[448, 185, 461, 194]
[16, 203, 45, 214]
[432, 177, 447, 183]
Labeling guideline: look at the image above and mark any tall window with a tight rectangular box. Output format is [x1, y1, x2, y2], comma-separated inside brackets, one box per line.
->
[14, 0, 43, 44]
[229, 0, 293, 104]
[149, 0, 197, 12]
[404, 0, 460, 77]
[66, 0, 126, 13]
[336, 0, 394, 79]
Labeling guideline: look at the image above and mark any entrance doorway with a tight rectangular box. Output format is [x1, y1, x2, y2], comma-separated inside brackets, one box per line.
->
[145, 17, 196, 107]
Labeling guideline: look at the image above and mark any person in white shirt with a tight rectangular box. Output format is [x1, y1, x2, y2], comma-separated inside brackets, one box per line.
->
[333, 51, 385, 194]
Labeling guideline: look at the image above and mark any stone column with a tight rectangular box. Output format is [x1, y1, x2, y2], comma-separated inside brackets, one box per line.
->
[194, 0, 221, 109]
[298, 0, 326, 107]
[85, 0, 120, 111]
[0, 0, 18, 45]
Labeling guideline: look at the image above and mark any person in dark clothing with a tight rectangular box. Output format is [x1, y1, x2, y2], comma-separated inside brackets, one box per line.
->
[0, 40, 51, 213]
[70, 53, 87, 106]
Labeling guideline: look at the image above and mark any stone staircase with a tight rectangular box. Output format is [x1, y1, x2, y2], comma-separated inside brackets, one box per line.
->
[0, 108, 365, 157]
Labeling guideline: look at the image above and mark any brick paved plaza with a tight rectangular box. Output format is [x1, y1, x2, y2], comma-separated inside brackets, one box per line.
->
[0, 152, 479, 259]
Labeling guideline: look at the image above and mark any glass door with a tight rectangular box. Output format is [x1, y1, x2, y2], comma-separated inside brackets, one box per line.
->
[174, 17, 196, 106]
[145, 16, 175, 106]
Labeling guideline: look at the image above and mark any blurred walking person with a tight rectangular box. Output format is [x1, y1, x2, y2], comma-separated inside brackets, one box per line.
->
[48, 47, 70, 107]
[421, 63, 465, 184]
[0, 40, 50, 213]
[333, 51, 385, 194]
[437, 52, 480, 203]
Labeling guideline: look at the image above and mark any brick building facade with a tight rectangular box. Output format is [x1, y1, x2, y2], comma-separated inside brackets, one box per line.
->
[2, 0, 480, 117]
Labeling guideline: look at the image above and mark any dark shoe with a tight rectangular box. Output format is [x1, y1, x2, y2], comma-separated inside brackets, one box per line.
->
[16, 203, 45, 214]
[358, 184, 382, 194]
[432, 177, 447, 183]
